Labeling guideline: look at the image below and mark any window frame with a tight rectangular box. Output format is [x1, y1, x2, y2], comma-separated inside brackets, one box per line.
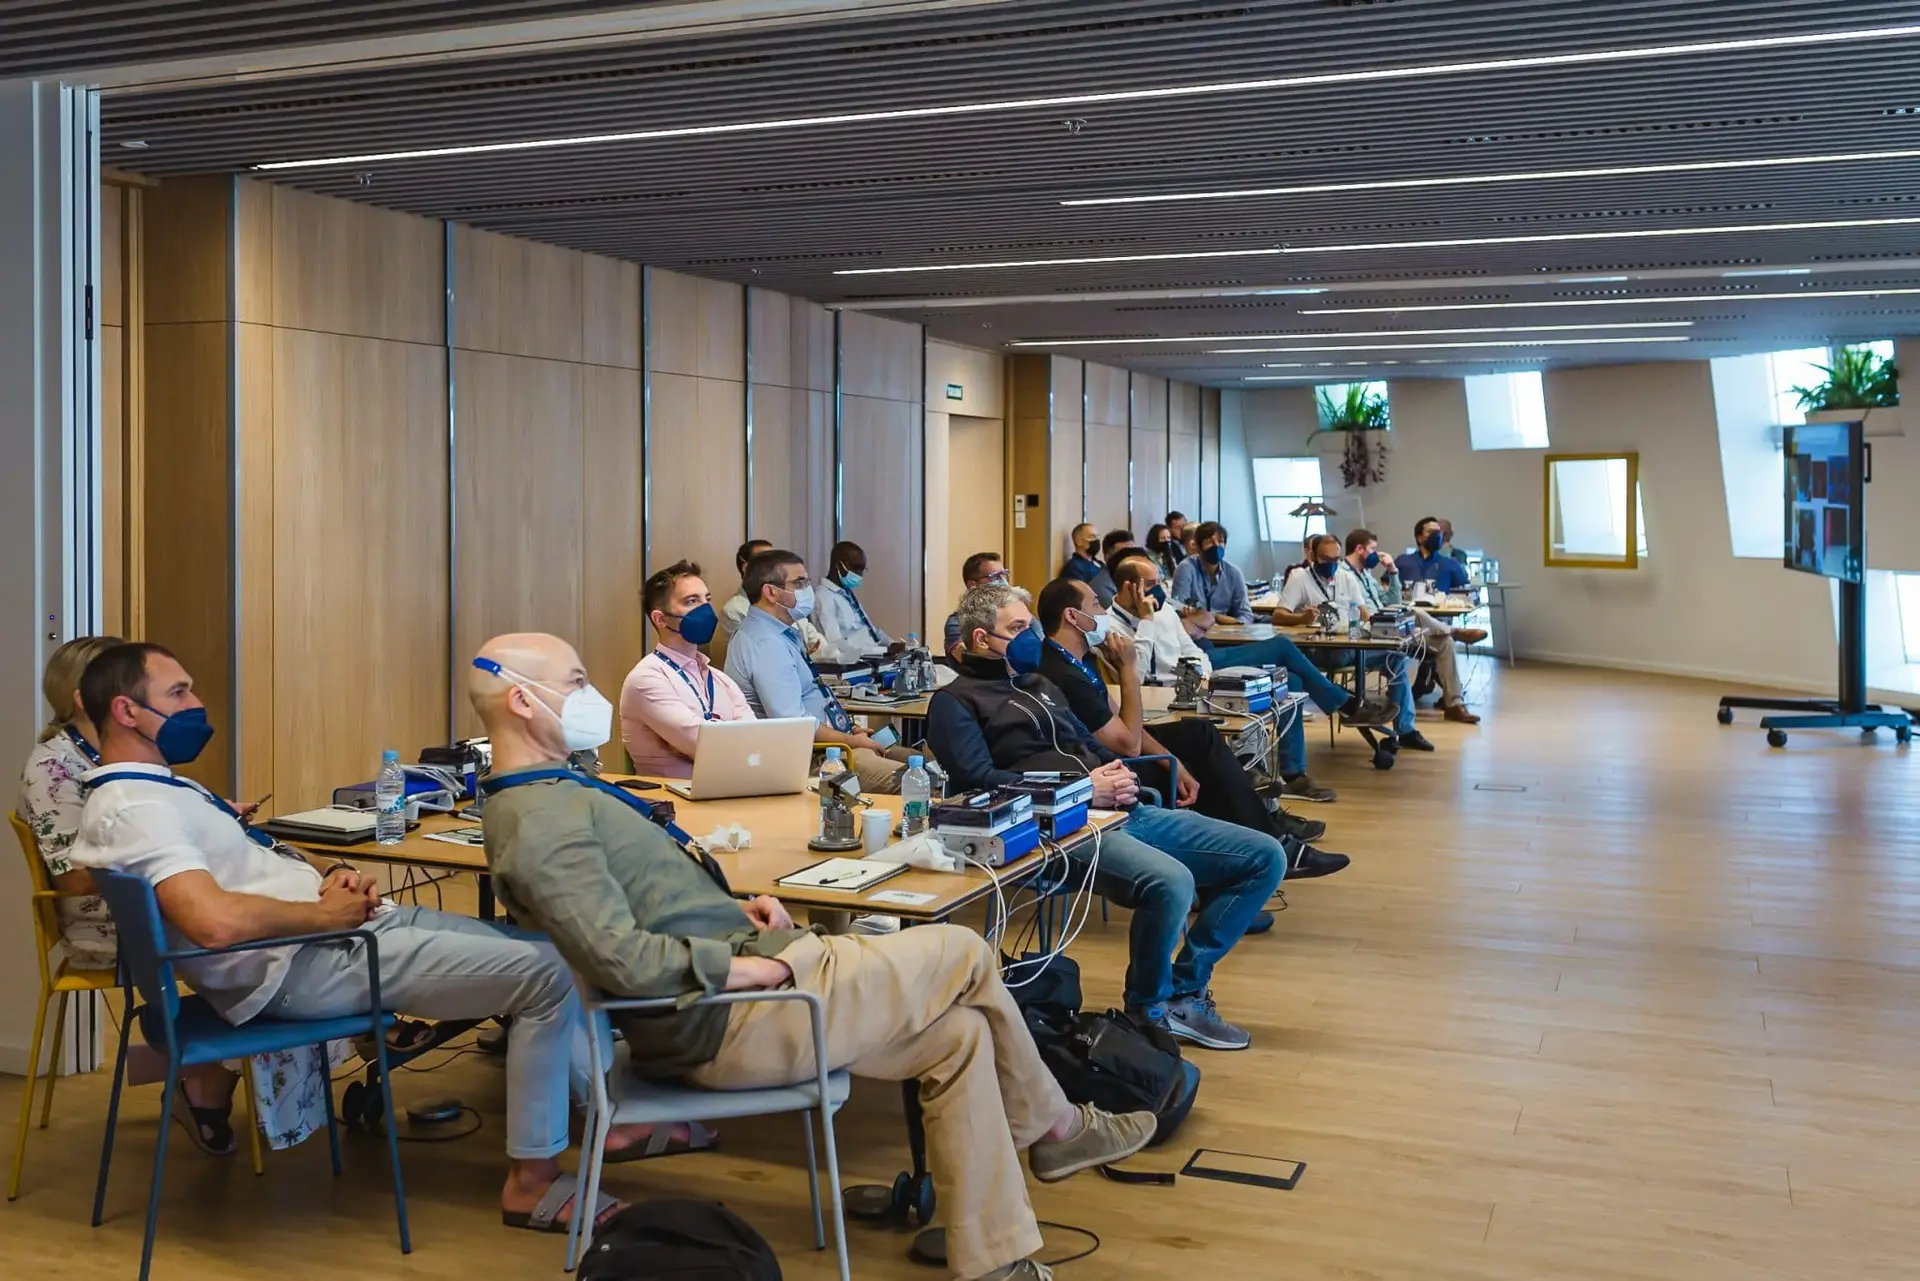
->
[1543, 451, 1642, 570]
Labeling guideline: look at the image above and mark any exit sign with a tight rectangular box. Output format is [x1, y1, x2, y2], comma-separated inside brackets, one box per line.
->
[945, 383, 964, 400]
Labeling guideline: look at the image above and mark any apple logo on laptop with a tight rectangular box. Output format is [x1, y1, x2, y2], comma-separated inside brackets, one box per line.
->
[746, 753, 763, 768]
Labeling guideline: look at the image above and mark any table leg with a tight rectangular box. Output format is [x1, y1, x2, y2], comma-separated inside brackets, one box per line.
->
[477, 873, 495, 922]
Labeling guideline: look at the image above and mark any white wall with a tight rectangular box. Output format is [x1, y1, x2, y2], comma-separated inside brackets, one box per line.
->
[1224, 353, 1920, 702]
[1219, 386, 1321, 581]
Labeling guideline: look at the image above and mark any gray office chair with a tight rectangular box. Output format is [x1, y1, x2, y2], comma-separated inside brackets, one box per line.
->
[568, 980, 853, 1279]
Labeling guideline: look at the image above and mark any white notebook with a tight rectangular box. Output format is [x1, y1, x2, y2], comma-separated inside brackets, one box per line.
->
[775, 857, 907, 892]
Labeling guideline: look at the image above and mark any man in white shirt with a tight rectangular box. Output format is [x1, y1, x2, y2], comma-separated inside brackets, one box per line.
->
[815, 540, 896, 664]
[1340, 528, 1482, 725]
[70, 642, 661, 1236]
[719, 539, 825, 654]
[621, 560, 757, 777]
[1276, 535, 1431, 751]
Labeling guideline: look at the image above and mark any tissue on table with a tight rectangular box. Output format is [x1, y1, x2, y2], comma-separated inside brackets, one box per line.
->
[700, 824, 751, 852]
[869, 833, 958, 873]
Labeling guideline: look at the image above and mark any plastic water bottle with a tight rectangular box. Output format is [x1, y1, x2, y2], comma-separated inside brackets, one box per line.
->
[818, 747, 844, 831]
[902, 634, 921, 693]
[901, 755, 932, 836]
[1346, 600, 1362, 641]
[375, 750, 407, 845]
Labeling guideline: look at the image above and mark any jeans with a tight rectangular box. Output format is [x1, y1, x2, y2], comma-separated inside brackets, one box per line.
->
[1070, 805, 1287, 1014]
[268, 906, 603, 1161]
[1311, 649, 1416, 735]
[1215, 634, 1350, 714]
[1150, 717, 1299, 832]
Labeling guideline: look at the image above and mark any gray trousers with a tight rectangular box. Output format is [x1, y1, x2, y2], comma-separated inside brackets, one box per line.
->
[266, 905, 594, 1160]
[1410, 607, 1466, 706]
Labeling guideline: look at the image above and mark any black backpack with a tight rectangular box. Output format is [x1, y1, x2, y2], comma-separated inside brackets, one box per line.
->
[1007, 953, 1200, 1146]
[578, 1199, 781, 1281]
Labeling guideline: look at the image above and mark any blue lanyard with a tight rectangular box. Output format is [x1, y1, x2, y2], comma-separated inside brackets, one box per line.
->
[837, 585, 885, 646]
[479, 768, 731, 893]
[85, 770, 278, 849]
[65, 725, 101, 765]
[657, 650, 718, 721]
[781, 627, 853, 732]
[1045, 638, 1104, 689]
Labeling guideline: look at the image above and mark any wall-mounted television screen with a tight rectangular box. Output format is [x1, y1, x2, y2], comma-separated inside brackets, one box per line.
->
[1783, 421, 1864, 583]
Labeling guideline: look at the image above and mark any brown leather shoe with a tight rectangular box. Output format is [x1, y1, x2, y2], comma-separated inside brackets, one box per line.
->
[1451, 627, 1489, 645]
[1444, 703, 1481, 724]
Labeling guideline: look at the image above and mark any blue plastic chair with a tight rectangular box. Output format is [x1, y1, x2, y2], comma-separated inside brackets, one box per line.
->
[1033, 754, 1180, 949]
[91, 870, 410, 1281]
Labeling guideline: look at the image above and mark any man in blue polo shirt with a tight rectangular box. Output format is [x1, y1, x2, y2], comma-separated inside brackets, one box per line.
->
[1169, 521, 1253, 622]
[1395, 516, 1474, 597]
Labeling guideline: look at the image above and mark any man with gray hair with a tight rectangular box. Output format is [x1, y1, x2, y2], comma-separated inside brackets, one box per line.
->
[927, 583, 1288, 1052]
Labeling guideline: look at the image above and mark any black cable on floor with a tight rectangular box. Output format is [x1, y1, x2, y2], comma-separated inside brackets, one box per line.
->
[1035, 1221, 1101, 1266]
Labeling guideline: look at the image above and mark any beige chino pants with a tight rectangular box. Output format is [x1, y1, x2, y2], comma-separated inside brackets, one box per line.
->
[686, 925, 1068, 1280]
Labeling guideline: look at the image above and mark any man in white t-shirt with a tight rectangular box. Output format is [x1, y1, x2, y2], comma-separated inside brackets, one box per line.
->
[1276, 534, 1431, 752]
[69, 642, 665, 1237]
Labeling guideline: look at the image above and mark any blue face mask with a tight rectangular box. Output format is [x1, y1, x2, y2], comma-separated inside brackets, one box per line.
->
[137, 702, 214, 766]
[1363, 551, 1381, 569]
[1313, 559, 1339, 580]
[1422, 532, 1444, 554]
[838, 570, 864, 591]
[995, 627, 1045, 675]
[1205, 544, 1227, 565]
[668, 601, 719, 646]
[787, 585, 816, 621]
[1078, 611, 1112, 646]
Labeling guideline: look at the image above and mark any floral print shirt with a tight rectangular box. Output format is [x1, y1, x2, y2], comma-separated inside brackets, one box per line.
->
[18, 729, 118, 968]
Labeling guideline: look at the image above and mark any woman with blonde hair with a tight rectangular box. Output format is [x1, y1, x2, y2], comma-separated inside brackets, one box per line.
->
[17, 635, 245, 1155]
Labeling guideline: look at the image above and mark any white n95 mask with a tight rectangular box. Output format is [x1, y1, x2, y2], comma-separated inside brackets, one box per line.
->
[553, 684, 614, 751]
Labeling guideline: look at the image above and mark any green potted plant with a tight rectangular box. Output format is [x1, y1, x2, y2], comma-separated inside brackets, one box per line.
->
[1794, 344, 1901, 434]
[1312, 383, 1391, 487]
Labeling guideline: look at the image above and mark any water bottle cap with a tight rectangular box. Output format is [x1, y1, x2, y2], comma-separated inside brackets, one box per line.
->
[824, 747, 842, 760]
[382, 749, 399, 763]
[908, 754, 924, 769]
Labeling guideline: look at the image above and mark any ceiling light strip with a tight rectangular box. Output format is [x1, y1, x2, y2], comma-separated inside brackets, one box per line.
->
[251, 24, 1920, 171]
[1008, 321, 1694, 347]
[1300, 286, 1920, 315]
[1059, 147, 1920, 206]
[833, 215, 1920, 275]
[1224, 336, 1690, 355]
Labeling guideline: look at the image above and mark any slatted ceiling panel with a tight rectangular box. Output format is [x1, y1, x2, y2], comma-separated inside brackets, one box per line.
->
[90, 0, 1920, 382]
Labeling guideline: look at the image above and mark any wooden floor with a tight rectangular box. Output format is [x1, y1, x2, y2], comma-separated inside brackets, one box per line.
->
[6, 662, 1919, 1280]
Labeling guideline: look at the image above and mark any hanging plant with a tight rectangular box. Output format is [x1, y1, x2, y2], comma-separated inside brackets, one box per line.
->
[1311, 384, 1391, 488]
[1791, 345, 1899, 411]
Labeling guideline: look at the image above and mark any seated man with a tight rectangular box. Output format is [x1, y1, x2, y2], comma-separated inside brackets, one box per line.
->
[621, 560, 756, 777]
[1062, 523, 1103, 584]
[1394, 516, 1476, 598]
[1108, 551, 1394, 798]
[724, 548, 908, 794]
[1169, 522, 1253, 623]
[1086, 529, 1135, 606]
[68, 642, 662, 1235]
[1440, 517, 1471, 565]
[815, 540, 895, 664]
[1276, 534, 1433, 752]
[720, 538, 825, 655]
[1033, 577, 1347, 878]
[1341, 529, 1483, 725]
[931, 582, 1289, 1050]
[945, 551, 1011, 660]
[1162, 511, 1189, 566]
[472, 632, 1155, 1281]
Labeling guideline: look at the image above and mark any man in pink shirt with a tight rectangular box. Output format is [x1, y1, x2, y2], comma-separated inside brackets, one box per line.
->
[620, 560, 755, 777]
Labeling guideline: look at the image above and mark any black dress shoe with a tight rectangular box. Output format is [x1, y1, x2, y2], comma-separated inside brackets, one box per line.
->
[1273, 810, 1328, 843]
[1397, 730, 1437, 751]
[1288, 846, 1352, 879]
[1244, 909, 1276, 935]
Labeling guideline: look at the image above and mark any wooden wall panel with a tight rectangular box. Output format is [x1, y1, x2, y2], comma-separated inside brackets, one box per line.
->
[455, 351, 585, 734]
[840, 394, 922, 638]
[1008, 354, 1053, 585]
[141, 322, 232, 792]
[1084, 422, 1132, 537]
[235, 323, 275, 803]
[803, 388, 834, 575]
[925, 340, 1002, 418]
[454, 225, 584, 363]
[1131, 373, 1169, 533]
[100, 182, 126, 637]
[1050, 355, 1085, 568]
[748, 288, 792, 389]
[266, 185, 443, 345]
[580, 365, 645, 703]
[270, 331, 448, 809]
[795, 298, 834, 393]
[1201, 387, 1222, 518]
[695, 276, 745, 381]
[841, 311, 920, 402]
[143, 175, 229, 326]
[647, 371, 747, 644]
[749, 382, 800, 546]
[1085, 362, 1130, 431]
[582, 257, 642, 370]
[1169, 380, 1202, 522]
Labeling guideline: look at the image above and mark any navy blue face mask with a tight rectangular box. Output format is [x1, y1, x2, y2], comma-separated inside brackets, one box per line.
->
[667, 601, 719, 646]
[137, 703, 215, 766]
[1363, 551, 1381, 569]
[1422, 532, 1444, 553]
[1205, 544, 1227, 565]
[994, 627, 1045, 675]
[1313, 559, 1339, 580]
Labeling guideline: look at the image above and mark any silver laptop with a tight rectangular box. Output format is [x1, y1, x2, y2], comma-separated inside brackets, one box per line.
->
[664, 717, 819, 801]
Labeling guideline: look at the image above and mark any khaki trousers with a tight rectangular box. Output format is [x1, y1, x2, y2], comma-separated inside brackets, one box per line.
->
[686, 925, 1068, 1279]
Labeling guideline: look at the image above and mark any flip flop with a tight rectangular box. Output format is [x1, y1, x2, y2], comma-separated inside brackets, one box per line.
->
[168, 1082, 237, 1157]
[501, 1171, 620, 1234]
[604, 1120, 719, 1164]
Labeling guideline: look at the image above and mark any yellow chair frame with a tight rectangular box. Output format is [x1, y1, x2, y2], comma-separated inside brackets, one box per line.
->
[7, 811, 265, 1200]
